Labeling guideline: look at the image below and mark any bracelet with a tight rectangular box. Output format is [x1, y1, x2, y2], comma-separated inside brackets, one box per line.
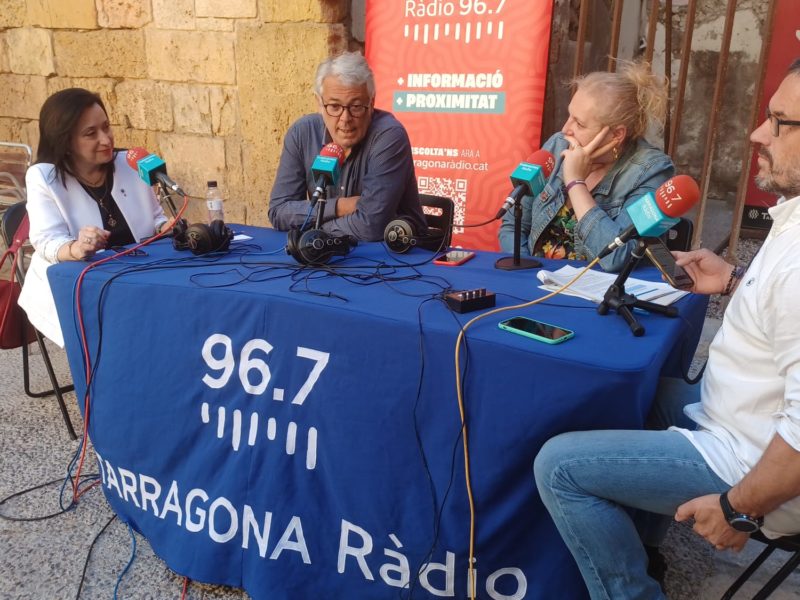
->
[722, 265, 745, 296]
[564, 179, 586, 194]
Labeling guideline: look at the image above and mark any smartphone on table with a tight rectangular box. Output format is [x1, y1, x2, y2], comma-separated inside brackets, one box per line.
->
[433, 249, 476, 266]
[498, 316, 574, 344]
[643, 238, 694, 291]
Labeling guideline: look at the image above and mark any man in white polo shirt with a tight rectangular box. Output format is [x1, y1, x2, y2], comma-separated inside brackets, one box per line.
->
[534, 58, 800, 600]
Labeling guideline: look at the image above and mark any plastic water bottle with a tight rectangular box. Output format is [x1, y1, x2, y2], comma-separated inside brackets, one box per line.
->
[206, 180, 224, 223]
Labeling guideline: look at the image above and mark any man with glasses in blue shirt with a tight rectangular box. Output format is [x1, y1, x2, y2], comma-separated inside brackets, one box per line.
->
[534, 58, 800, 599]
[269, 51, 426, 241]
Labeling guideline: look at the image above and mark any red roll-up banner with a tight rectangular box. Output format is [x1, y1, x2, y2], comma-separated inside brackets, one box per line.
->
[742, 0, 800, 231]
[366, 0, 554, 251]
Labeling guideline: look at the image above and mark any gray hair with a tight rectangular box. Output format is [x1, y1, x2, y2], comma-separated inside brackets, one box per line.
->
[314, 51, 376, 99]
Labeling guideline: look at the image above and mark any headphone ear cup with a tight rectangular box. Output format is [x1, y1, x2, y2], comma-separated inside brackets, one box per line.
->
[286, 229, 355, 265]
[182, 220, 233, 256]
[384, 219, 416, 254]
[185, 223, 211, 255]
[172, 218, 190, 251]
[298, 229, 328, 265]
[209, 219, 233, 253]
[286, 228, 304, 263]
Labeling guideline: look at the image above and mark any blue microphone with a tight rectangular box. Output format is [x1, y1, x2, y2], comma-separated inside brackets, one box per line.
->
[310, 143, 345, 206]
[495, 149, 556, 219]
[597, 175, 700, 259]
[126, 147, 185, 196]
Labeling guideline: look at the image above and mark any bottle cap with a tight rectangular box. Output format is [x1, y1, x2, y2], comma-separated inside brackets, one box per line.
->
[207, 180, 218, 187]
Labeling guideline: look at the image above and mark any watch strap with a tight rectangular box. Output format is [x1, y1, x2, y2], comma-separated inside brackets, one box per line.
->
[720, 490, 763, 528]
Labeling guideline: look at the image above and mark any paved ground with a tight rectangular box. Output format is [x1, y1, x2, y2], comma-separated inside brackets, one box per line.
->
[0, 241, 798, 599]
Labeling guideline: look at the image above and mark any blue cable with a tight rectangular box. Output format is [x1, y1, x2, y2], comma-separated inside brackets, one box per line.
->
[59, 435, 84, 510]
[113, 522, 137, 599]
[300, 202, 315, 230]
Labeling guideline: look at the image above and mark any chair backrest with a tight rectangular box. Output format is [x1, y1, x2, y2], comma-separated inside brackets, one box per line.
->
[1, 202, 30, 282]
[1, 201, 28, 248]
[0, 142, 32, 204]
[722, 530, 800, 599]
[665, 217, 694, 252]
[420, 194, 454, 248]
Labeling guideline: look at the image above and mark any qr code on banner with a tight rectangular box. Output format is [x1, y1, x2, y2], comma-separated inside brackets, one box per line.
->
[418, 177, 467, 234]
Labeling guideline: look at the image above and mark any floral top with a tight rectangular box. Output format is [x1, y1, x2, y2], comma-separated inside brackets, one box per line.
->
[532, 204, 587, 261]
[497, 132, 674, 272]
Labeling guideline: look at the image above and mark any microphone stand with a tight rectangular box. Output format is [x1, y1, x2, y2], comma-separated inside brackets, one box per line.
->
[495, 199, 542, 270]
[303, 185, 328, 231]
[155, 181, 179, 218]
[312, 188, 327, 231]
[596, 238, 678, 336]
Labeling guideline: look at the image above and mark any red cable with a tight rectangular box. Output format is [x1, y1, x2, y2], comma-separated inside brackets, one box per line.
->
[72, 196, 188, 501]
[181, 576, 190, 600]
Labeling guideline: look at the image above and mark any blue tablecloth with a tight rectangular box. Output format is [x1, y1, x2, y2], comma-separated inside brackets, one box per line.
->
[48, 226, 707, 600]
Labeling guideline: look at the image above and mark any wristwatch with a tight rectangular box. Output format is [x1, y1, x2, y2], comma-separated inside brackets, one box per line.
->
[719, 490, 763, 533]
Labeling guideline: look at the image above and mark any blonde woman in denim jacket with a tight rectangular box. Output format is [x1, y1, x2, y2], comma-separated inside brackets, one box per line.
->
[499, 61, 675, 273]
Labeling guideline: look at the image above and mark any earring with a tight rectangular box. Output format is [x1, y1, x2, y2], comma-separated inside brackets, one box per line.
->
[612, 146, 620, 161]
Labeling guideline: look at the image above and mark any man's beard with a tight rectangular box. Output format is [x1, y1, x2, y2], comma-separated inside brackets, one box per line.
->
[755, 150, 800, 198]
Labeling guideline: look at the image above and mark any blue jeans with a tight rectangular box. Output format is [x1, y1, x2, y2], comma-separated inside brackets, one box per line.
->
[533, 378, 729, 600]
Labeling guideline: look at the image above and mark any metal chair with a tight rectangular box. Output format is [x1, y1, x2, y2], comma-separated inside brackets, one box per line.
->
[420, 193, 454, 249]
[0, 142, 32, 220]
[721, 531, 800, 600]
[1, 201, 77, 439]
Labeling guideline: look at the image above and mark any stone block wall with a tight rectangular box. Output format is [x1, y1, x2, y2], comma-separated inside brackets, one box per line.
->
[0, 0, 350, 224]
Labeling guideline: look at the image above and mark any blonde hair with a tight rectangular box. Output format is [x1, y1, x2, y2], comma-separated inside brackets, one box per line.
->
[572, 60, 668, 142]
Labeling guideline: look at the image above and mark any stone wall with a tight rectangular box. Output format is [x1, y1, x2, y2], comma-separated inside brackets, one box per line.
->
[0, 0, 350, 224]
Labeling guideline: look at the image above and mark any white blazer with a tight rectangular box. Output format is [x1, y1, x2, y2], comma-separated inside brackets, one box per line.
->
[19, 152, 167, 346]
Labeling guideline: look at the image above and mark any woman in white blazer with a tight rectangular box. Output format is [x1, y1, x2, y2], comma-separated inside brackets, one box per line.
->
[19, 88, 170, 346]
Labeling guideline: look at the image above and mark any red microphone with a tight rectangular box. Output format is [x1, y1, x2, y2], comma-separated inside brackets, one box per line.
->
[528, 149, 556, 179]
[655, 175, 700, 218]
[495, 149, 556, 219]
[320, 142, 345, 163]
[125, 147, 149, 171]
[597, 174, 700, 259]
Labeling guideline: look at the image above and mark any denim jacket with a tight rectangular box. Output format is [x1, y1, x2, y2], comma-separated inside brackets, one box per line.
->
[498, 132, 675, 272]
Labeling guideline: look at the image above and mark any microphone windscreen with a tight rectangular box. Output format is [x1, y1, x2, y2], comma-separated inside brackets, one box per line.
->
[126, 147, 150, 170]
[320, 143, 345, 165]
[525, 149, 556, 178]
[655, 175, 700, 218]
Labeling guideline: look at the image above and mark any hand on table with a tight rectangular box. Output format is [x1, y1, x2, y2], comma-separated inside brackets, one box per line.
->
[71, 226, 110, 260]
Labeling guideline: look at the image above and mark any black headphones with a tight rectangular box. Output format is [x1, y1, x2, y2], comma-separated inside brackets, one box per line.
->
[286, 228, 357, 265]
[172, 218, 233, 255]
[383, 219, 450, 254]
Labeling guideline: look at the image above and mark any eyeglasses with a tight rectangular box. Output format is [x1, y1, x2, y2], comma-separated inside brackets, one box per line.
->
[765, 109, 800, 137]
[322, 103, 370, 118]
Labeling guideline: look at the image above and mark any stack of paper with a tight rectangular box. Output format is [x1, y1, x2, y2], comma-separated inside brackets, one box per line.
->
[537, 265, 689, 306]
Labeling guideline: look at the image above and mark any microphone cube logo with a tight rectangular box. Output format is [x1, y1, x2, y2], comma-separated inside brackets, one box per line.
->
[510, 163, 544, 196]
[311, 155, 342, 187]
[137, 154, 166, 186]
[629, 192, 678, 238]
